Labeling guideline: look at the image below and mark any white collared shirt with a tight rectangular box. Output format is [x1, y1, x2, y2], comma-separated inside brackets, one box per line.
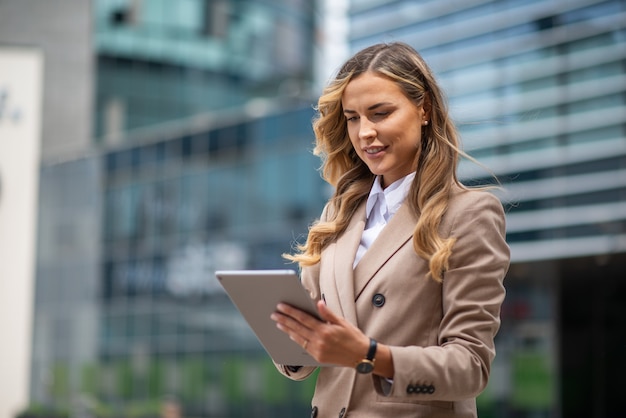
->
[353, 172, 416, 267]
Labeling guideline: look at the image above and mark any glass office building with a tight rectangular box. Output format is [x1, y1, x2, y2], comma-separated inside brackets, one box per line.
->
[34, 107, 326, 418]
[97, 104, 326, 417]
[94, 0, 316, 138]
[30, 1, 326, 417]
[348, 0, 626, 417]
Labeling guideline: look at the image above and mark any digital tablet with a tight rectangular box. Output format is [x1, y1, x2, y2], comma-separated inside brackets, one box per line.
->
[215, 269, 327, 366]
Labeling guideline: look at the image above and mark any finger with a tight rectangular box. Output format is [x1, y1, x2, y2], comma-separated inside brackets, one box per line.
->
[273, 314, 314, 353]
[283, 326, 308, 347]
[276, 303, 321, 327]
[272, 311, 315, 345]
[279, 324, 307, 347]
[316, 300, 341, 324]
[271, 311, 303, 332]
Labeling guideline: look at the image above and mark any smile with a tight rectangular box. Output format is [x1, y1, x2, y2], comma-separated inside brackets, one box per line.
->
[365, 146, 386, 154]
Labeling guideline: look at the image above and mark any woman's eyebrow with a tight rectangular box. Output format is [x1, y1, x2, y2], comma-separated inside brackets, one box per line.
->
[343, 102, 392, 113]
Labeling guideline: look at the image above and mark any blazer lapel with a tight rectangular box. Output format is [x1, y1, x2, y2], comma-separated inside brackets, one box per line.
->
[330, 202, 367, 326]
[353, 202, 417, 299]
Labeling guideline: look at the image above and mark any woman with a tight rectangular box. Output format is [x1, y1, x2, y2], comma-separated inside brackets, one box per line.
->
[271, 42, 510, 418]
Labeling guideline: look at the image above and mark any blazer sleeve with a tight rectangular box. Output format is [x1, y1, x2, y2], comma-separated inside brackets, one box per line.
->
[373, 191, 510, 400]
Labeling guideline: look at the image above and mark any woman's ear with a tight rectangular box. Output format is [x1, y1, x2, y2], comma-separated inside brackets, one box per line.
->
[422, 94, 432, 121]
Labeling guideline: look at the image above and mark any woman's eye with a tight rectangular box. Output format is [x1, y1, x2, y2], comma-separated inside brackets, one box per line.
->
[346, 116, 359, 122]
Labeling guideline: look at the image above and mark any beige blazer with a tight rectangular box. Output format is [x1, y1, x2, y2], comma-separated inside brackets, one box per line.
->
[277, 186, 510, 418]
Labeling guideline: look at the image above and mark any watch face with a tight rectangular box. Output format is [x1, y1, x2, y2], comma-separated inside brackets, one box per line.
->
[356, 361, 374, 374]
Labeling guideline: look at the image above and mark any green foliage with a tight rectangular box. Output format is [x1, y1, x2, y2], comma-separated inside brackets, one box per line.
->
[81, 363, 99, 395]
[116, 360, 134, 399]
[50, 363, 70, 399]
[147, 360, 164, 399]
[15, 404, 69, 418]
[222, 356, 245, 402]
[124, 399, 162, 418]
[262, 359, 289, 404]
[512, 351, 554, 408]
[34, 354, 316, 417]
[180, 357, 206, 401]
[88, 399, 115, 418]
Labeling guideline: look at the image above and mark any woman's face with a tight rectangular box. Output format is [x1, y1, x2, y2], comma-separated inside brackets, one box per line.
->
[342, 72, 428, 188]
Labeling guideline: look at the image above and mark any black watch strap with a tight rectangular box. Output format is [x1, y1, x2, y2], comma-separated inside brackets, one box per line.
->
[366, 338, 377, 361]
[355, 338, 377, 374]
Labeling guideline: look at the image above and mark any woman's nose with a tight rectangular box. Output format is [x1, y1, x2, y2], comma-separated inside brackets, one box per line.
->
[359, 118, 376, 140]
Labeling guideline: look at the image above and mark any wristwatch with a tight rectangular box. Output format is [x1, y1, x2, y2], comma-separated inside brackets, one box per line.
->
[355, 338, 377, 374]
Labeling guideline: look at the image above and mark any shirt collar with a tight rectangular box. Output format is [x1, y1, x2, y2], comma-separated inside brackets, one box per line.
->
[365, 172, 416, 220]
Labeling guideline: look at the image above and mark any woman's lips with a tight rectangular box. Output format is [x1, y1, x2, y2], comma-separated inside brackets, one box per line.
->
[364, 146, 387, 155]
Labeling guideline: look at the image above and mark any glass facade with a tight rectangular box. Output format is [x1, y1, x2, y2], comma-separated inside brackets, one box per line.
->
[98, 105, 325, 417]
[29, 1, 325, 417]
[94, 0, 315, 138]
[347, 0, 626, 417]
[33, 105, 327, 417]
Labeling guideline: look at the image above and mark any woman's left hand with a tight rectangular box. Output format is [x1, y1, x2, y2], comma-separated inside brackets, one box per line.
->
[271, 300, 370, 368]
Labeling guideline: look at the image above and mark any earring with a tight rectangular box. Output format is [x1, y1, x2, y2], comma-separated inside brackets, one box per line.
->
[423, 120, 429, 126]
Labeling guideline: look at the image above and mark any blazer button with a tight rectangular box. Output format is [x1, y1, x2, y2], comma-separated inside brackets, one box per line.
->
[311, 406, 318, 418]
[338, 407, 346, 417]
[372, 293, 385, 307]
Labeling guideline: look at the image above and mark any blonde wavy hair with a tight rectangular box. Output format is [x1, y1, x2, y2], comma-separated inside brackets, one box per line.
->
[286, 42, 471, 282]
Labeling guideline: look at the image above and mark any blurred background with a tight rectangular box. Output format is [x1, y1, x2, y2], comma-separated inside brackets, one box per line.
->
[0, 0, 624, 417]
